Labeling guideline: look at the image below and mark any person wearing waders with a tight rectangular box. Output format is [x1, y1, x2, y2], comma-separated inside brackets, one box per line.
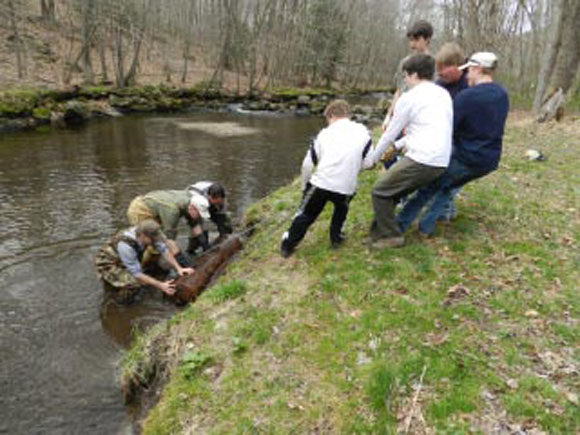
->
[280, 99, 374, 258]
[95, 219, 194, 304]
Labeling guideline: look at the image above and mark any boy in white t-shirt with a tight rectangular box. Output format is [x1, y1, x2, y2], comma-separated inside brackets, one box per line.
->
[367, 53, 453, 248]
[281, 100, 373, 258]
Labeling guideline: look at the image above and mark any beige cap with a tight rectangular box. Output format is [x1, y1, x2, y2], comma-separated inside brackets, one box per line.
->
[189, 193, 210, 219]
[459, 52, 497, 70]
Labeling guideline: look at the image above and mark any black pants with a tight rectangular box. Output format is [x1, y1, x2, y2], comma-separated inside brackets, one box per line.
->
[282, 184, 351, 250]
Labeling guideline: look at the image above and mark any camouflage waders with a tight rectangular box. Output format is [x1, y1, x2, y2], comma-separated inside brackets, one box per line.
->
[95, 233, 144, 304]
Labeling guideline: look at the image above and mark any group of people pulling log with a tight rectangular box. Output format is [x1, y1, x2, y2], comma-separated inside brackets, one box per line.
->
[281, 20, 508, 255]
[95, 19, 509, 305]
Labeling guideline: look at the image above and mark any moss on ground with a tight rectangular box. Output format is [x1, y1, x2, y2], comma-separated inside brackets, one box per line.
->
[124, 114, 579, 434]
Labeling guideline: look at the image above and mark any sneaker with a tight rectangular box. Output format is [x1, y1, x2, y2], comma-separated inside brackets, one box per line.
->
[280, 245, 294, 258]
[371, 236, 405, 249]
[330, 234, 346, 249]
[330, 239, 344, 250]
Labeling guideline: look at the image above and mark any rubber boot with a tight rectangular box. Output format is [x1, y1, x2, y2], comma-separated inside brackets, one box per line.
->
[186, 235, 210, 255]
[174, 251, 193, 267]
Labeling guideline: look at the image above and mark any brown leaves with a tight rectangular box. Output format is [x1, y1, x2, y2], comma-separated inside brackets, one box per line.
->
[443, 284, 470, 306]
[424, 332, 449, 347]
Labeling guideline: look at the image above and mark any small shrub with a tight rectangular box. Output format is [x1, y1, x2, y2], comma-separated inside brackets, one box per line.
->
[232, 337, 248, 355]
[181, 351, 212, 380]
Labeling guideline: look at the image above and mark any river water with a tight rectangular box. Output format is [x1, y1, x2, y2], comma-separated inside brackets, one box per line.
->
[0, 111, 322, 434]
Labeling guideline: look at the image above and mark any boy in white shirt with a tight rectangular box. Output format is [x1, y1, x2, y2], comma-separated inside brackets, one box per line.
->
[281, 100, 373, 258]
[367, 54, 453, 248]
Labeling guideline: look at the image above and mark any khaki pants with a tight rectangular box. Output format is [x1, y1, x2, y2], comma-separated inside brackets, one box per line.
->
[127, 196, 155, 225]
[371, 157, 445, 239]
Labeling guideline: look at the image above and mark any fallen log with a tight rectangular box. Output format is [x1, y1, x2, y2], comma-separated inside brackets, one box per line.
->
[172, 235, 243, 305]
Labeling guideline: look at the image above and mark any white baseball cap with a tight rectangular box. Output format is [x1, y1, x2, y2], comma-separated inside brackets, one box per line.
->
[189, 194, 210, 219]
[459, 52, 498, 70]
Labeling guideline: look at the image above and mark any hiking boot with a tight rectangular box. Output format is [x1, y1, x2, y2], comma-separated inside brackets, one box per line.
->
[371, 236, 405, 249]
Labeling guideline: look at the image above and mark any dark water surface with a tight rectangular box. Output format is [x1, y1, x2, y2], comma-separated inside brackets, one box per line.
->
[0, 112, 322, 434]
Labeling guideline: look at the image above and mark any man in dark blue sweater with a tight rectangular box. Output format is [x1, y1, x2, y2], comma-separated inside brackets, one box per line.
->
[434, 42, 469, 221]
[396, 51, 509, 236]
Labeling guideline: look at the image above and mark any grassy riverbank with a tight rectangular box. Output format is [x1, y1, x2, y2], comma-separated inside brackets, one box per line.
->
[122, 114, 579, 434]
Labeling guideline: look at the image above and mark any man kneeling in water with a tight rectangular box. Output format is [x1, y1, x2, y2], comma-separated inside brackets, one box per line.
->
[95, 219, 194, 304]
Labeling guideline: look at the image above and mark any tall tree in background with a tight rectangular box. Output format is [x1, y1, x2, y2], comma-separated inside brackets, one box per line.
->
[533, 0, 580, 113]
[7, 0, 25, 78]
[40, 0, 55, 22]
[2, 0, 577, 99]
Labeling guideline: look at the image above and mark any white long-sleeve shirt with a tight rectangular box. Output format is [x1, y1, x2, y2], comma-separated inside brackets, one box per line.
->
[370, 81, 453, 168]
[302, 118, 373, 195]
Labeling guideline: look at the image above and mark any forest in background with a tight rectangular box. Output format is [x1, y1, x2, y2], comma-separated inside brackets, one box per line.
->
[1, 0, 579, 111]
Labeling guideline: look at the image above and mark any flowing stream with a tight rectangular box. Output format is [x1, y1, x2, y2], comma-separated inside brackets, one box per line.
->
[0, 111, 322, 434]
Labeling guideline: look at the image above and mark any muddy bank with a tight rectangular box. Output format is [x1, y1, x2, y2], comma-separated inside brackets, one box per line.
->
[0, 85, 391, 133]
[118, 191, 294, 431]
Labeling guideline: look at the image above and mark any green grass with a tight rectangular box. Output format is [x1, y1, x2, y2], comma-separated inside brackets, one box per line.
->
[123, 115, 579, 434]
[207, 279, 248, 303]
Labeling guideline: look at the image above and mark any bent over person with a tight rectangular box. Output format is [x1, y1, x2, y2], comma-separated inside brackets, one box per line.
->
[126, 189, 197, 266]
[280, 99, 373, 257]
[95, 219, 194, 304]
[186, 181, 233, 254]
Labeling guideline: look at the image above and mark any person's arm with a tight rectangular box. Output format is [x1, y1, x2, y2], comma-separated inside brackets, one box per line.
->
[381, 90, 401, 132]
[134, 272, 176, 296]
[453, 92, 468, 132]
[118, 241, 179, 296]
[301, 138, 320, 191]
[211, 210, 233, 235]
[382, 57, 408, 132]
[161, 249, 194, 277]
[369, 96, 410, 165]
[361, 134, 375, 169]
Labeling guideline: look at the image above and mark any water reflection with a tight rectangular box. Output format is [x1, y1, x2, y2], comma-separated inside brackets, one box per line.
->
[0, 112, 322, 434]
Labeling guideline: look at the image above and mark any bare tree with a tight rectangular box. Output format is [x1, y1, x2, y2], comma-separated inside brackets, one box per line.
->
[40, 0, 55, 22]
[7, 0, 26, 79]
[532, 0, 580, 117]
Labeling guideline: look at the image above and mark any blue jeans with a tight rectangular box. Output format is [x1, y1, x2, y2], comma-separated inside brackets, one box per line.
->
[438, 187, 460, 220]
[396, 158, 494, 235]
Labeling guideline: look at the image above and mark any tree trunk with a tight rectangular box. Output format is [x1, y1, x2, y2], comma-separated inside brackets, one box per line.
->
[125, 35, 143, 86]
[549, 0, 580, 94]
[113, 25, 126, 87]
[8, 0, 25, 79]
[98, 32, 109, 83]
[533, 0, 564, 113]
[81, 0, 95, 84]
[40, 0, 55, 22]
